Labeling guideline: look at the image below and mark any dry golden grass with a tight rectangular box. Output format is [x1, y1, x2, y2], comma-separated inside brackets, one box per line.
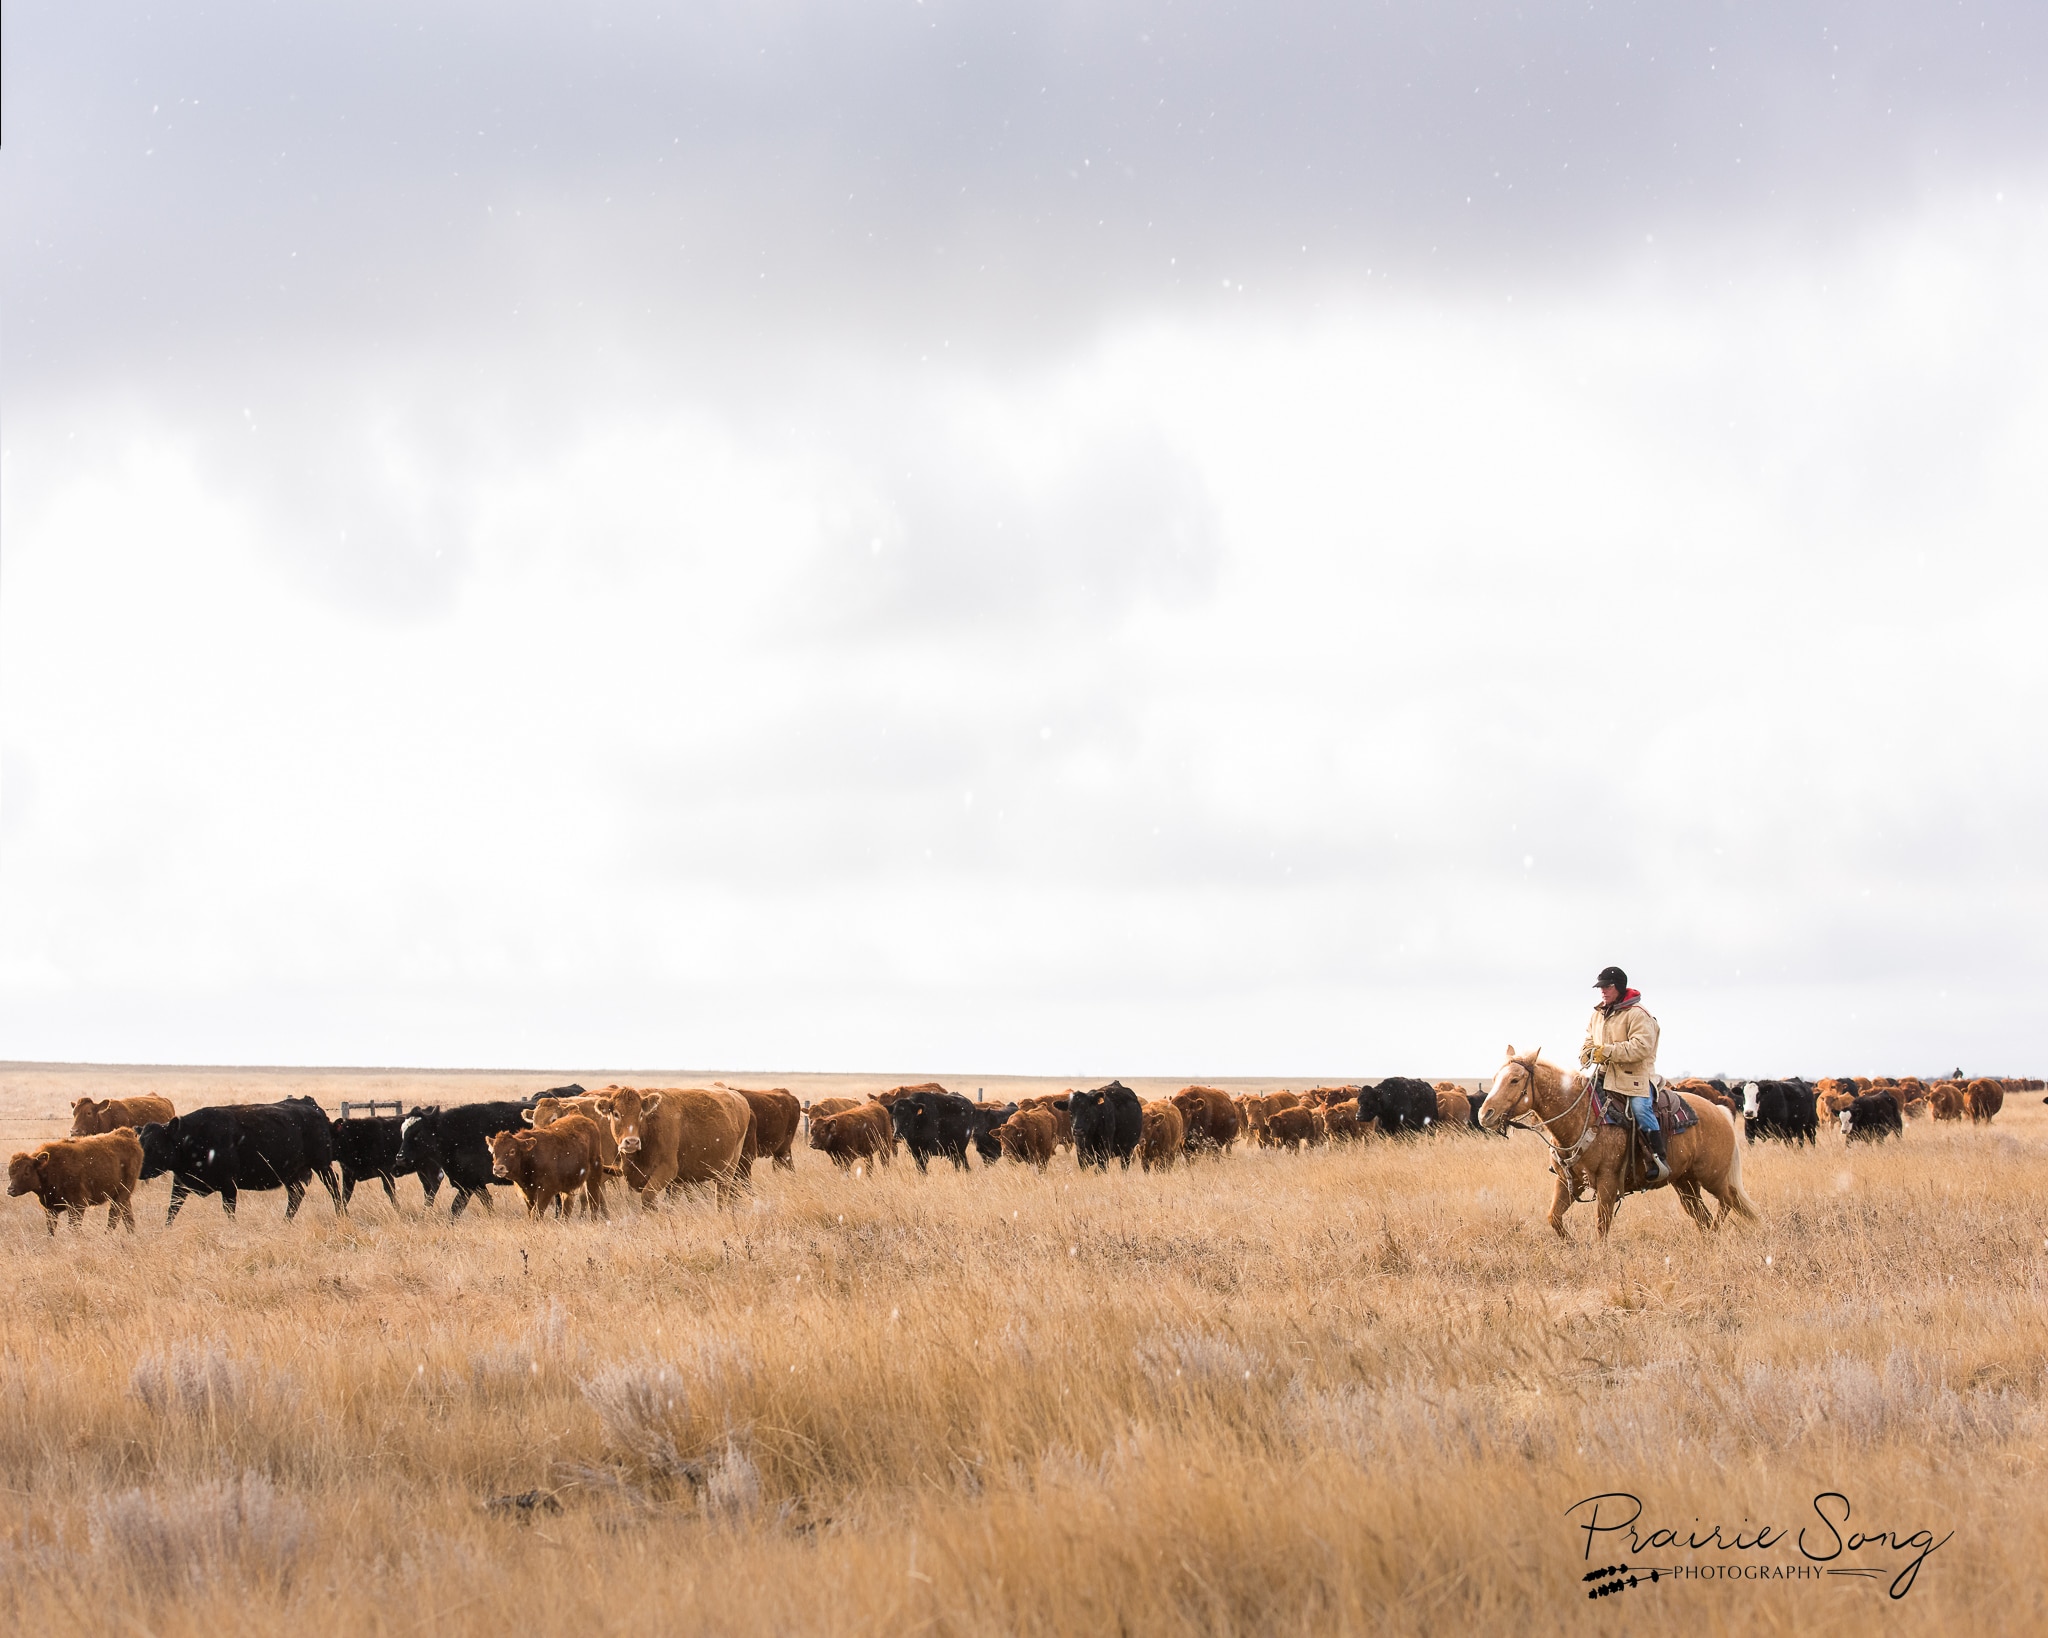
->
[2, 1068, 2046, 1635]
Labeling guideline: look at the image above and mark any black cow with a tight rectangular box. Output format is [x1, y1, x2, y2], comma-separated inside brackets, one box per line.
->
[395, 1101, 536, 1216]
[1839, 1091, 1903, 1143]
[970, 1102, 1020, 1164]
[1742, 1079, 1819, 1145]
[1066, 1082, 1143, 1170]
[137, 1101, 342, 1223]
[1357, 1077, 1438, 1137]
[1465, 1091, 1507, 1137]
[331, 1114, 443, 1210]
[890, 1089, 979, 1173]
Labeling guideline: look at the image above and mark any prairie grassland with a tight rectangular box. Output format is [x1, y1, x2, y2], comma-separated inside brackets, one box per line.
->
[2, 1077, 2045, 1637]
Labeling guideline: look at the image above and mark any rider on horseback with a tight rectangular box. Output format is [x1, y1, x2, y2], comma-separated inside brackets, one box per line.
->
[1581, 966, 1669, 1184]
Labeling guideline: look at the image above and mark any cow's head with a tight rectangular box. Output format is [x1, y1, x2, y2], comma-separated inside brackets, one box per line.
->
[1742, 1082, 1761, 1118]
[7, 1151, 43, 1196]
[606, 1088, 659, 1155]
[488, 1130, 528, 1179]
[136, 1121, 178, 1179]
[69, 1098, 102, 1135]
[396, 1109, 441, 1172]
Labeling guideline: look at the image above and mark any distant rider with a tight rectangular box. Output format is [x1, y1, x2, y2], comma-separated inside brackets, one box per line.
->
[1580, 965, 1668, 1183]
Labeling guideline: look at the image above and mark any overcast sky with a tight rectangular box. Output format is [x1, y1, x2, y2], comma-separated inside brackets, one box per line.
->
[4, 3, 2046, 1076]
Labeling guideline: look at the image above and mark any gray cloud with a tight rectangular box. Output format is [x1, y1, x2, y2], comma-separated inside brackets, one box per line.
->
[10, 1, 2048, 388]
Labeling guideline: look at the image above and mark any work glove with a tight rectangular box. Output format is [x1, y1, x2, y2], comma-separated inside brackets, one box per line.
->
[1588, 1043, 1610, 1065]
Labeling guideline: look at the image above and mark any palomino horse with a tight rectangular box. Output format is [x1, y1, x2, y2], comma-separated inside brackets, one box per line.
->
[1479, 1047, 1758, 1240]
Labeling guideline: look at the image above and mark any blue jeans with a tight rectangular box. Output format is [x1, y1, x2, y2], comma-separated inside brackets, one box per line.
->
[1629, 1095, 1660, 1133]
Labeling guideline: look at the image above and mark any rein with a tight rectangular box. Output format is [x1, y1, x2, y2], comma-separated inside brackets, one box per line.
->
[1502, 1061, 1599, 1175]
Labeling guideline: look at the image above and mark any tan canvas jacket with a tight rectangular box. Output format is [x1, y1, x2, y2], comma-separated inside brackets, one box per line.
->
[1580, 999, 1659, 1097]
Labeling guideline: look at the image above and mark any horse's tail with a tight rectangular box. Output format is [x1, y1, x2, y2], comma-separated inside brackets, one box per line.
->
[1718, 1105, 1760, 1220]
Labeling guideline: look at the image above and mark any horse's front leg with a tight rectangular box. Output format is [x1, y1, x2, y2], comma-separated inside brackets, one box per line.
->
[1594, 1172, 1622, 1238]
[1547, 1165, 1574, 1237]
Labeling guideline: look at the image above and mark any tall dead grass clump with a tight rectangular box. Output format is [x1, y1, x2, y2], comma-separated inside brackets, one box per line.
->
[87, 1471, 311, 1592]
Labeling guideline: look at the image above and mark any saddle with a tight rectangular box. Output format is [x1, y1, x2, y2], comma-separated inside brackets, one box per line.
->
[1593, 1082, 1698, 1137]
[1594, 1082, 1697, 1193]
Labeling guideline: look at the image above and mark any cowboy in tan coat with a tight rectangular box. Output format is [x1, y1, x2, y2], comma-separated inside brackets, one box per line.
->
[1581, 965, 1668, 1182]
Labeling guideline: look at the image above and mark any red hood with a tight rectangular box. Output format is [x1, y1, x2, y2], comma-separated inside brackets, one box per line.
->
[1600, 988, 1642, 1015]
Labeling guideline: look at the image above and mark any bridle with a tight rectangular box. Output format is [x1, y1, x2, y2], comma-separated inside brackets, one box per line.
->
[1496, 1059, 1599, 1175]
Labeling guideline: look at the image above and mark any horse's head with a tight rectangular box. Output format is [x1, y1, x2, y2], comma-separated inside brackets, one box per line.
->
[1480, 1045, 1552, 1131]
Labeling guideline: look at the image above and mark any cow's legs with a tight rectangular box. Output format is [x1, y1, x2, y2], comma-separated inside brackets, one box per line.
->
[284, 1180, 307, 1219]
[43, 1207, 60, 1236]
[420, 1170, 443, 1210]
[166, 1181, 191, 1224]
[339, 1173, 357, 1209]
[317, 1164, 343, 1212]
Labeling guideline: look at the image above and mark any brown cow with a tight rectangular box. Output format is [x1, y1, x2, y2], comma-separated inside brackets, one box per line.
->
[1017, 1095, 1075, 1151]
[1435, 1089, 1475, 1130]
[1322, 1099, 1363, 1142]
[1964, 1078, 2005, 1124]
[525, 1095, 623, 1173]
[995, 1106, 1058, 1170]
[488, 1114, 608, 1219]
[808, 1102, 895, 1171]
[1266, 1105, 1327, 1152]
[1139, 1101, 1185, 1172]
[805, 1097, 864, 1128]
[599, 1086, 753, 1205]
[1927, 1082, 1966, 1121]
[722, 1086, 802, 1174]
[1172, 1086, 1242, 1155]
[1668, 1079, 1741, 1118]
[8, 1130, 144, 1233]
[1244, 1091, 1301, 1146]
[69, 1095, 176, 1136]
[878, 1083, 946, 1105]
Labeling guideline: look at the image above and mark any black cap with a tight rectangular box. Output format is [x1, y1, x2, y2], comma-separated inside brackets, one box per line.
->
[1595, 966, 1628, 990]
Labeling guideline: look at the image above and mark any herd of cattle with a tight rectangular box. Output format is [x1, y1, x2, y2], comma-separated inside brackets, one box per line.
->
[1709, 1073, 2037, 1145]
[5, 1071, 2041, 1232]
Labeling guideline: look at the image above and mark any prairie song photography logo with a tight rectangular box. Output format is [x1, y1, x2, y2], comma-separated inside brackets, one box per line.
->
[1566, 1491, 1954, 1601]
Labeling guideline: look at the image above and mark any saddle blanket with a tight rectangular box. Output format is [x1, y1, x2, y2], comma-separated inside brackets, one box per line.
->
[1595, 1084, 1699, 1135]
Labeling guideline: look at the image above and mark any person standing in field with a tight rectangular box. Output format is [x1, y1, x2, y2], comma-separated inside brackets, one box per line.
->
[1581, 965, 1667, 1182]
